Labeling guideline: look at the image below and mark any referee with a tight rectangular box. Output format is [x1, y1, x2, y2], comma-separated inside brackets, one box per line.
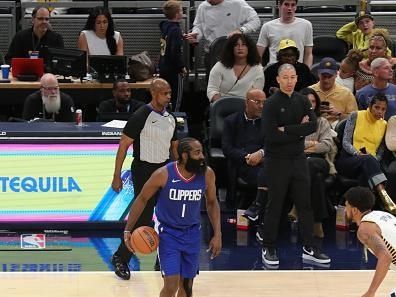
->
[111, 78, 179, 280]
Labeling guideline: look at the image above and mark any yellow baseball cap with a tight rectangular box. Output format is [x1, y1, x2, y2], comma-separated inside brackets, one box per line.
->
[278, 39, 297, 51]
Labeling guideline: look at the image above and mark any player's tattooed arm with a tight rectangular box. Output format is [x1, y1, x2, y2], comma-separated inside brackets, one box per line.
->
[357, 222, 392, 297]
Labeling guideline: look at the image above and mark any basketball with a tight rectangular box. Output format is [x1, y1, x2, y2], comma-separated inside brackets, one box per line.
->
[130, 226, 159, 254]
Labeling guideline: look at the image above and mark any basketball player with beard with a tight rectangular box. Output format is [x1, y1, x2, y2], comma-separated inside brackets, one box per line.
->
[344, 186, 396, 297]
[22, 73, 75, 122]
[123, 137, 222, 297]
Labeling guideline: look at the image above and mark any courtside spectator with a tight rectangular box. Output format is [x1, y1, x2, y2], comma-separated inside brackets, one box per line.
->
[207, 34, 264, 102]
[159, 0, 186, 111]
[264, 38, 316, 96]
[257, 0, 313, 67]
[184, 0, 260, 74]
[222, 89, 266, 209]
[335, 49, 364, 93]
[310, 57, 357, 126]
[355, 29, 396, 91]
[336, 9, 392, 58]
[336, 93, 396, 215]
[356, 57, 396, 120]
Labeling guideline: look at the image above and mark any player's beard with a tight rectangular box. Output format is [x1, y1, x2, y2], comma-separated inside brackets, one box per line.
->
[42, 93, 61, 114]
[185, 155, 207, 175]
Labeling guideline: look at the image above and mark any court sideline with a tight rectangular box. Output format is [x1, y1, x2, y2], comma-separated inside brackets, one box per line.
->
[1, 270, 395, 297]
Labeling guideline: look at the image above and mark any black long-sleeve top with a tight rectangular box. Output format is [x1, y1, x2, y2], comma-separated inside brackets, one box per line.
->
[261, 90, 317, 158]
[222, 111, 264, 165]
[5, 27, 64, 65]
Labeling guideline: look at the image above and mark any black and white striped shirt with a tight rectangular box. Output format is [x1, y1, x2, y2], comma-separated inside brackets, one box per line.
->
[123, 104, 177, 164]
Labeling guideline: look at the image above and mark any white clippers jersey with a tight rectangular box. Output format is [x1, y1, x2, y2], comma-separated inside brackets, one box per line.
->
[361, 210, 396, 269]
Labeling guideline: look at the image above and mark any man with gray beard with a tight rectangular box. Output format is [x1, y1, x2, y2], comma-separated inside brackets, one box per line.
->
[22, 73, 75, 122]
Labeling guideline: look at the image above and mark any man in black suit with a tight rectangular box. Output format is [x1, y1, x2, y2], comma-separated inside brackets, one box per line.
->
[97, 79, 145, 121]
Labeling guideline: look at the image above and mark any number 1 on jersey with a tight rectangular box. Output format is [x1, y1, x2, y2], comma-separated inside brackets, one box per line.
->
[181, 204, 186, 217]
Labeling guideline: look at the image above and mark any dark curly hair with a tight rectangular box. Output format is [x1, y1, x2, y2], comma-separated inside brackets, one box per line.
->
[344, 186, 375, 212]
[342, 49, 364, 72]
[220, 34, 261, 68]
[83, 6, 117, 55]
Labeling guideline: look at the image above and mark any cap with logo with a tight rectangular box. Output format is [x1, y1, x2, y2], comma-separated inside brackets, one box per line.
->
[318, 57, 338, 75]
[355, 9, 373, 25]
[278, 39, 297, 52]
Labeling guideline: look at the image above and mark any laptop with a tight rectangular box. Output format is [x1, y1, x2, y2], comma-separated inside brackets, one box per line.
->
[11, 58, 45, 81]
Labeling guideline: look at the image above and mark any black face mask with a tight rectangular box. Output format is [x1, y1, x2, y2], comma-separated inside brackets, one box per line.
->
[185, 156, 206, 175]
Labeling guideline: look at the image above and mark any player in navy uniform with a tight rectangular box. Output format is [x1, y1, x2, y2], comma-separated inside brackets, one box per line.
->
[123, 138, 222, 297]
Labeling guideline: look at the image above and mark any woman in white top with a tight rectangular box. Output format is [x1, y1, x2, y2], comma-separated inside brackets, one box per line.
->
[207, 34, 264, 102]
[77, 6, 124, 55]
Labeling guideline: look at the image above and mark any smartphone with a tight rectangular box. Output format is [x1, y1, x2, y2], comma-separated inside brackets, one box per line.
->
[360, 147, 367, 154]
[321, 101, 330, 107]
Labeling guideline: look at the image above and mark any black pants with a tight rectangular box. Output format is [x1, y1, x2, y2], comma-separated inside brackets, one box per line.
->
[335, 151, 387, 189]
[261, 157, 314, 248]
[307, 157, 329, 222]
[114, 160, 167, 263]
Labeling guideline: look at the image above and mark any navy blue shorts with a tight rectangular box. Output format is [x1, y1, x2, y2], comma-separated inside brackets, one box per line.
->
[156, 223, 201, 279]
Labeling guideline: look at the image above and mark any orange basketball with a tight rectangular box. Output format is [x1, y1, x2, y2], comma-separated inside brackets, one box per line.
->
[130, 226, 159, 254]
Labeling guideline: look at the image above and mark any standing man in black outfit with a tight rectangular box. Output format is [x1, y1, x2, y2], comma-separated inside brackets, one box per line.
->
[260, 64, 331, 266]
[110, 78, 179, 280]
[5, 6, 64, 64]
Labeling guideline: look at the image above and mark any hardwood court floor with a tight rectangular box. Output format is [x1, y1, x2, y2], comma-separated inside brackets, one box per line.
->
[0, 271, 394, 297]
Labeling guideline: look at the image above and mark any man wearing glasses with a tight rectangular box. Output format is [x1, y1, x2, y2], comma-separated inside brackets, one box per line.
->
[5, 6, 64, 64]
[22, 73, 75, 122]
[221, 88, 266, 208]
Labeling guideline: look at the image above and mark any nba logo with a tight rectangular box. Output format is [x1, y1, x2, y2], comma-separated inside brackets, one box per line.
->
[21, 234, 46, 249]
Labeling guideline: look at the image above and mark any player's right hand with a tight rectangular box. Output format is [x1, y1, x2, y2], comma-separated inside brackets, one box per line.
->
[123, 231, 135, 253]
[111, 176, 123, 193]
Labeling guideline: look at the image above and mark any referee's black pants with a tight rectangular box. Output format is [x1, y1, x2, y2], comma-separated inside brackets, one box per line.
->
[115, 159, 167, 263]
[261, 156, 314, 248]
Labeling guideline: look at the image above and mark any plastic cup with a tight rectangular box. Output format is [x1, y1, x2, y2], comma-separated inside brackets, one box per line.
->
[1, 64, 10, 79]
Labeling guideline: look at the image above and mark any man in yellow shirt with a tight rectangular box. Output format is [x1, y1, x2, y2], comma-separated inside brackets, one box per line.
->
[310, 57, 358, 126]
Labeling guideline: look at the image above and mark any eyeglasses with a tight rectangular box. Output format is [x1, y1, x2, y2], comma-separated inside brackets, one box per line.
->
[35, 17, 50, 21]
[248, 99, 264, 106]
[41, 86, 59, 92]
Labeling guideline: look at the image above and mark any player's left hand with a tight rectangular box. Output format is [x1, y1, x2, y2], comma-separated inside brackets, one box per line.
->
[207, 235, 222, 259]
[361, 292, 375, 297]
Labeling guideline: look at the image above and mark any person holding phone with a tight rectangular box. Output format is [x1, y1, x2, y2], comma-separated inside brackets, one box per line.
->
[336, 93, 396, 214]
[310, 57, 357, 127]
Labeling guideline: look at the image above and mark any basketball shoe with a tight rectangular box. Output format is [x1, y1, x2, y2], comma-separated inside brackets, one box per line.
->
[302, 246, 331, 264]
[111, 254, 131, 280]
